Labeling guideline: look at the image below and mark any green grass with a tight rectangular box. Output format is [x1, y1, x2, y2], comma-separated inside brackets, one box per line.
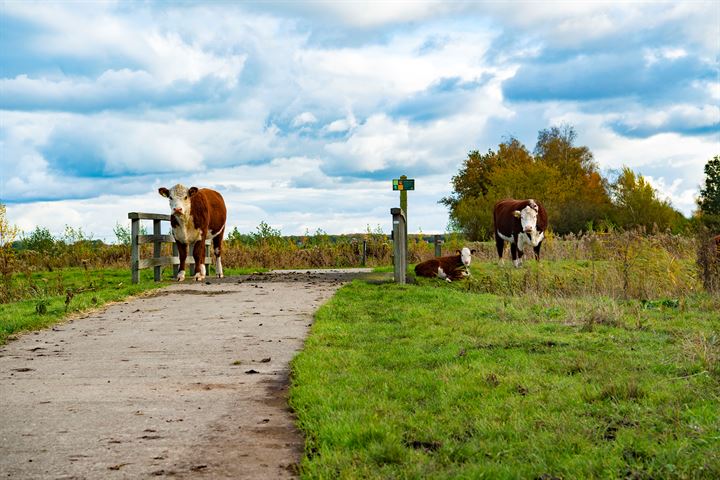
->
[0, 268, 168, 345]
[290, 279, 720, 479]
[0, 266, 263, 345]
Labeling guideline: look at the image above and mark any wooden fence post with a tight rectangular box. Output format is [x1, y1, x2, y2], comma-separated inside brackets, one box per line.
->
[130, 215, 139, 284]
[153, 219, 162, 281]
[391, 208, 407, 284]
[362, 240, 367, 267]
[434, 234, 443, 257]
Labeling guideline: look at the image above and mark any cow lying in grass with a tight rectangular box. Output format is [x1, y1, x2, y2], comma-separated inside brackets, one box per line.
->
[414, 247, 476, 282]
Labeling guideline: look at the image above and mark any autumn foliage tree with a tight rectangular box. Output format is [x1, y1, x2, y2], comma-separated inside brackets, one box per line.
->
[609, 167, 685, 232]
[442, 125, 686, 239]
[442, 126, 612, 239]
[533, 126, 612, 233]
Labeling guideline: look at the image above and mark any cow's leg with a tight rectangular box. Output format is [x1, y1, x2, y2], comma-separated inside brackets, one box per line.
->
[495, 233, 505, 265]
[510, 240, 520, 268]
[534, 242, 542, 261]
[176, 242, 187, 281]
[192, 239, 206, 282]
[437, 267, 451, 283]
[517, 246, 524, 267]
[212, 234, 224, 278]
[449, 268, 463, 281]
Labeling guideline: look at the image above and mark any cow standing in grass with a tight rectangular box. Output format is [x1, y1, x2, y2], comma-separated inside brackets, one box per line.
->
[414, 247, 476, 282]
[159, 185, 227, 282]
[493, 198, 547, 267]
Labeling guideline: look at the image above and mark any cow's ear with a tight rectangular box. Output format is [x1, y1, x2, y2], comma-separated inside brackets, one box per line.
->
[159, 187, 169, 198]
[513, 210, 521, 218]
[456, 250, 461, 255]
[188, 187, 199, 197]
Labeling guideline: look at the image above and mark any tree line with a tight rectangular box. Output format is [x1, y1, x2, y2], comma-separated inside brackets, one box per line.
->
[440, 125, 716, 240]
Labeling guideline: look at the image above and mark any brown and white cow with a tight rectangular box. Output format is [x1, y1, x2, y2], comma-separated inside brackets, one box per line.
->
[414, 247, 475, 282]
[159, 184, 227, 282]
[493, 198, 548, 267]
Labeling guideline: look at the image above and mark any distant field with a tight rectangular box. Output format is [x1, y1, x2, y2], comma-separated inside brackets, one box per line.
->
[290, 267, 720, 479]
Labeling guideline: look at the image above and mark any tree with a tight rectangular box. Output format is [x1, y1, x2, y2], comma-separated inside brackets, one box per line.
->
[23, 226, 56, 253]
[698, 155, 720, 216]
[535, 125, 596, 178]
[441, 140, 538, 240]
[440, 149, 499, 212]
[0, 203, 21, 277]
[610, 167, 684, 232]
[0, 203, 20, 249]
[113, 222, 147, 246]
[534, 125, 612, 233]
[441, 126, 614, 239]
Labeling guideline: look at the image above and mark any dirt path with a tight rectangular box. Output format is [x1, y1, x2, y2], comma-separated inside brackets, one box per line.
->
[0, 269, 370, 479]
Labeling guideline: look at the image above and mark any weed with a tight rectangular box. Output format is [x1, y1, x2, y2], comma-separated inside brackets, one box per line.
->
[35, 298, 49, 315]
[681, 332, 719, 377]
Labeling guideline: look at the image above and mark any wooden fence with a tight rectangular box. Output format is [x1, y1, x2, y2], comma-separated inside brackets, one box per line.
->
[128, 212, 211, 284]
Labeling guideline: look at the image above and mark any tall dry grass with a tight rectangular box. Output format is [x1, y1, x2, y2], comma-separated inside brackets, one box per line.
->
[456, 230, 700, 300]
[5, 228, 712, 303]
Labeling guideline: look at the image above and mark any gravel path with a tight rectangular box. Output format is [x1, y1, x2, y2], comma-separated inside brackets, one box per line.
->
[0, 269, 371, 479]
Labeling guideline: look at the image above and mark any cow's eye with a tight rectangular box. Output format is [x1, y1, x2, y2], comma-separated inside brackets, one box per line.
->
[184, 196, 188, 200]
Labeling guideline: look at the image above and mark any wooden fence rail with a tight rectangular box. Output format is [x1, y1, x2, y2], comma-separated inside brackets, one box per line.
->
[128, 212, 210, 284]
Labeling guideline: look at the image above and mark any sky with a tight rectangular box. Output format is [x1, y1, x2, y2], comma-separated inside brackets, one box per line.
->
[1, 0, 719, 242]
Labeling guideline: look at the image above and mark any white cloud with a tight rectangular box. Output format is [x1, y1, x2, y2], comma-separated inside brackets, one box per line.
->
[323, 113, 358, 134]
[644, 47, 689, 66]
[2, 0, 718, 235]
[5, 155, 453, 242]
[644, 176, 699, 213]
[615, 104, 719, 132]
[144, 32, 246, 86]
[278, 1, 455, 28]
[292, 112, 318, 127]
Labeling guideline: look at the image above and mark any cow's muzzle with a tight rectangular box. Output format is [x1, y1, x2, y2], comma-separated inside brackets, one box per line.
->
[173, 208, 183, 215]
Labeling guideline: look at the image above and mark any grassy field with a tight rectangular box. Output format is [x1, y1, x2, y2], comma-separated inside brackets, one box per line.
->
[0, 266, 263, 345]
[290, 267, 720, 479]
[3, 232, 719, 477]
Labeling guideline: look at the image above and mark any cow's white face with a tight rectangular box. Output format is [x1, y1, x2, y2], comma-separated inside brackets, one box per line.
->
[514, 204, 539, 233]
[459, 247, 474, 266]
[159, 184, 195, 216]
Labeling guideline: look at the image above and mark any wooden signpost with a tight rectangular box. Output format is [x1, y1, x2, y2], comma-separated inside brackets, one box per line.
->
[391, 175, 414, 283]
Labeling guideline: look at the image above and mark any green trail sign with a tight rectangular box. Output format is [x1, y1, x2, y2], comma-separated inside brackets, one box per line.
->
[393, 176, 412, 252]
[392, 178, 415, 191]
